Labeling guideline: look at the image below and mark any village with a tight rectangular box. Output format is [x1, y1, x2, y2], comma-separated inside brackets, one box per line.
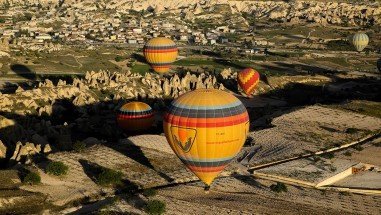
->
[0, 0, 381, 214]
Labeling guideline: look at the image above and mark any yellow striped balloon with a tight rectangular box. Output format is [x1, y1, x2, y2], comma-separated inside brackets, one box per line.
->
[163, 89, 249, 188]
[351, 33, 369, 52]
[143, 37, 178, 74]
[117, 102, 154, 131]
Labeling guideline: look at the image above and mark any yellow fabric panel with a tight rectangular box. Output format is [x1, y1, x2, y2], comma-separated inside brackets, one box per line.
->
[194, 172, 220, 186]
[146, 37, 176, 46]
[175, 89, 239, 107]
[121, 101, 150, 111]
[164, 122, 249, 160]
[144, 51, 178, 64]
[352, 33, 369, 52]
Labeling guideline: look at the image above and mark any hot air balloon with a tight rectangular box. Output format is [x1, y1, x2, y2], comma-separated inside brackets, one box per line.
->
[143, 37, 178, 74]
[237, 68, 260, 97]
[351, 33, 369, 52]
[117, 102, 154, 132]
[163, 89, 249, 189]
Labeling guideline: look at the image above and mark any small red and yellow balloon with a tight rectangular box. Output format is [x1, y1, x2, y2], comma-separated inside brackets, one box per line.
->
[237, 68, 260, 97]
[143, 37, 178, 74]
[117, 102, 154, 131]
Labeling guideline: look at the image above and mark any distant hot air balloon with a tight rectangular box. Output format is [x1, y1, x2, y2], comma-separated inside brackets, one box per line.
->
[163, 89, 249, 189]
[117, 102, 154, 131]
[143, 37, 178, 74]
[351, 33, 369, 52]
[237, 68, 260, 97]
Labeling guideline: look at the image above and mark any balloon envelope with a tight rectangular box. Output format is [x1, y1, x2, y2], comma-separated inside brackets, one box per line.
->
[237, 68, 260, 96]
[351, 33, 369, 52]
[163, 89, 249, 186]
[117, 102, 154, 131]
[143, 37, 178, 74]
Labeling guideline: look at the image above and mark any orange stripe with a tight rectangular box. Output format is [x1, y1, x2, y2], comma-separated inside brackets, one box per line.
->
[117, 113, 154, 119]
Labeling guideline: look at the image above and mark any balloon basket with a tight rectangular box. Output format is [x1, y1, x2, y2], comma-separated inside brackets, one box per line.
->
[204, 185, 210, 194]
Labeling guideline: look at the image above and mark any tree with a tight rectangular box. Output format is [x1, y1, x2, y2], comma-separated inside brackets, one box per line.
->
[96, 167, 123, 186]
[23, 171, 41, 185]
[46, 161, 69, 176]
[114, 55, 123, 62]
[145, 200, 166, 215]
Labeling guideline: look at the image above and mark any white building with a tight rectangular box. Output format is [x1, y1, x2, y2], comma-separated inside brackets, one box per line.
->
[35, 34, 52, 40]
[133, 28, 142, 34]
[128, 39, 137, 44]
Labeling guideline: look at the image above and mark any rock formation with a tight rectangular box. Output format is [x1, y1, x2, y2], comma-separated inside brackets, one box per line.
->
[0, 140, 6, 159]
[2, 0, 379, 26]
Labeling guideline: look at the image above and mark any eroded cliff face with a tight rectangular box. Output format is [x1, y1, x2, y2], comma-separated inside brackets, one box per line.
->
[1, 0, 380, 26]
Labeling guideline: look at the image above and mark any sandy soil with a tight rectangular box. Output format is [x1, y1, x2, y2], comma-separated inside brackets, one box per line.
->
[92, 177, 381, 215]
[243, 105, 381, 166]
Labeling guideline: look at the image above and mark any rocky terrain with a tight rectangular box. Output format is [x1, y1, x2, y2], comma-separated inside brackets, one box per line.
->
[1, 0, 381, 214]
[0, 70, 226, 164]
[1, 67, 380, 165]
[2, 0, 381, 26]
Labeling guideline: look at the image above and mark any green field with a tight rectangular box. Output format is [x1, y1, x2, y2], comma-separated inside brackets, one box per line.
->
[0, 46, 130, 78]
[326, 100, 381, 119]
[130, 57, 284, 75]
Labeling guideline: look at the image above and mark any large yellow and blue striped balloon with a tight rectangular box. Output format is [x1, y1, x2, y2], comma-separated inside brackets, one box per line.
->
[143, 37, 178, 74]
[163, 89, 249, 187]
[117, 102, 154, 131]
[351, 33, 369, 52]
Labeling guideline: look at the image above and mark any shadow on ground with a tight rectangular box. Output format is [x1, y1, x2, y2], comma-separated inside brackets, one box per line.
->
[0, 64, 380, 170]
[10, 64, 37, 81]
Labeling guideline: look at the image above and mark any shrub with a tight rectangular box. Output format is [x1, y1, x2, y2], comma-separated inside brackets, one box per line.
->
[23, 171, 41, 185]
[329, 166, 337, 172]
[114, 56, 123, 62]
[97, 168, 123, 186]
[143, 188, 157, 197]
[353, 145, 364, 151]
[72, 141, 86, 152]
[270, 182, 288, 193]
[343, 151, 352, 156]
[345, 128, 360, 134]
[321, 152, 335, 159]
[145, 200, 166, 215]
[326, 40, 352, 51]
[46, 161, 69, 176]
